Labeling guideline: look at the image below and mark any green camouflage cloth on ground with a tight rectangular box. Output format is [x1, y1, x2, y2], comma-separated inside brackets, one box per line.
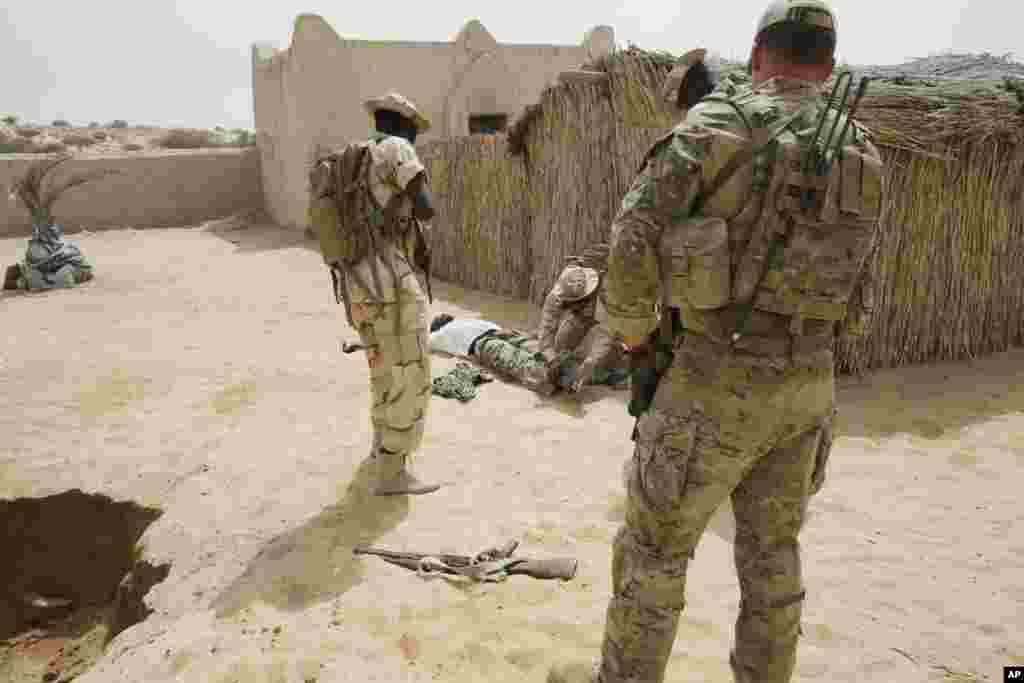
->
[431, 362, 491, 402]
[476, 333, 544, 373]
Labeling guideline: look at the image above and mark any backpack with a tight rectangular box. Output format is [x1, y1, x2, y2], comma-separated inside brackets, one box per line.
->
[724, 91, 883, 337]
[308, 141, 385, 269]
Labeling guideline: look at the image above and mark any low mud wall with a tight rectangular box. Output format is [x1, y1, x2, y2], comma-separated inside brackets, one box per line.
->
[0, 148, 264, 238]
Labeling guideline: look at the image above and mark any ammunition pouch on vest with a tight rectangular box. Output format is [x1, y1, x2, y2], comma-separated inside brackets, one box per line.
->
[663, 91, 883, 349]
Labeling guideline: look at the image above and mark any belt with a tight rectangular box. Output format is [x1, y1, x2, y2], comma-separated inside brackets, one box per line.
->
[684, 307, 833, 342]
[469, 329, 497, 356]
[682, 325, 834, 360]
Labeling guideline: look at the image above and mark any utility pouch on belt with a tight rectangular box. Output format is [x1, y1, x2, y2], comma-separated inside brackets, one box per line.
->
[628, 306, 683, 441]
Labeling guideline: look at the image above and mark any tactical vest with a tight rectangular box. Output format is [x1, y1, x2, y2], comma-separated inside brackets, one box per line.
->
[308, 137, 420, 328]
[664, 86, 883, 348]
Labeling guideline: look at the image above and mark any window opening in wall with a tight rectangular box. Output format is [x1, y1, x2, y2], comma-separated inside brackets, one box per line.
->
[468, 113, 508, 135]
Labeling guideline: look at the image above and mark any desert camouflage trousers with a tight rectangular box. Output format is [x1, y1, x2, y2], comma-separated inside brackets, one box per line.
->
[599, 333, 835, 683]
[350, 273, 431, 457]
[474, 333, 555, 394]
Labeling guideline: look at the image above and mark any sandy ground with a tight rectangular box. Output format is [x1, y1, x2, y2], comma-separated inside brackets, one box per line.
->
[1, 221, 1021, 683]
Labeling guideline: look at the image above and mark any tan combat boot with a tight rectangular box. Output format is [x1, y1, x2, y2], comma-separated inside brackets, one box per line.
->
[373, 449, 441, 496]
[547, 660, 598, 683]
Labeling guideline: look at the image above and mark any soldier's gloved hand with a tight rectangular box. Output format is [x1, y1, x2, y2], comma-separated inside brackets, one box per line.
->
[568, 364, 592, 394]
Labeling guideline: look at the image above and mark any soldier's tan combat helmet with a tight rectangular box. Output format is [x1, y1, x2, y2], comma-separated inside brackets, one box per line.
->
[555, 265, 600, 302]
[755, 0, 837, 40]
[364, 92, 432, 133]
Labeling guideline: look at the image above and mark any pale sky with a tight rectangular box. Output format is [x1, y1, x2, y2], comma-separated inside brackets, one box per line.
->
[2, 0, 1017, 130]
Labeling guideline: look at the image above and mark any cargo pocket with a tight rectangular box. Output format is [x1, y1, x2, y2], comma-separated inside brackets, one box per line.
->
[633, 405, 698, 512]
[668, 217, 731, 310]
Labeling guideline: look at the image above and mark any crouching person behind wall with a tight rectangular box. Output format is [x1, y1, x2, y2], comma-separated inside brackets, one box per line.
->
[548, 1, 884, 681]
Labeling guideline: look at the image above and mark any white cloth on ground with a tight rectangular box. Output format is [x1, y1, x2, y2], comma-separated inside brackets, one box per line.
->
[428, 319, 500, 357]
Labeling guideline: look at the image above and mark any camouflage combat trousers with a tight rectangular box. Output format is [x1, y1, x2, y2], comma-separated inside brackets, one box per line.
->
[473, 333, 556, 394]
[351, 274, 431, 457]
[599, 334, 835, 683]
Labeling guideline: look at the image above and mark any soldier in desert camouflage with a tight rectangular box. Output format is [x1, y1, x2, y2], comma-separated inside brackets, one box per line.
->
[347, 92, 440, 496]
[536, 265, 628, 394]
[549, 1, 883, 681]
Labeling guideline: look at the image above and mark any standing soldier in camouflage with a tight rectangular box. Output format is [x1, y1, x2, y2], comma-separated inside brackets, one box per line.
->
[549, 1, 883, 682]
[345, 93, 439, 496]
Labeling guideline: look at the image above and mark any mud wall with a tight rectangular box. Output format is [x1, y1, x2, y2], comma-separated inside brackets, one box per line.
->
[0, 148, 264, 238]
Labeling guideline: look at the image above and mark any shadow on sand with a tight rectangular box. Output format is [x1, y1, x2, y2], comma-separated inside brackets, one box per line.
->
[211, 456, 409, 617]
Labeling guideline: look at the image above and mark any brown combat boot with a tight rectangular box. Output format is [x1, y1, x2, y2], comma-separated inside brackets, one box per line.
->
[373, 449, 441, 496]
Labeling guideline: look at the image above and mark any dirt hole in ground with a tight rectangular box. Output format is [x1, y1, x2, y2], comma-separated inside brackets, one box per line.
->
[0, 489, 170, 683]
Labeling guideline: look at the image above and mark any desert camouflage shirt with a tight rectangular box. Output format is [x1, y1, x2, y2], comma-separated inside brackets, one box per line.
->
[345, 133, 428, 303]
[604, 75, 881, 347]
[537, 286, 622, 380]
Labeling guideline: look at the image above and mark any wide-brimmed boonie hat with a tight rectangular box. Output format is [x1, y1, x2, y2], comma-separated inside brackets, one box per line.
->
[364, 92, 431, 133]
[555, 266, 600, 302]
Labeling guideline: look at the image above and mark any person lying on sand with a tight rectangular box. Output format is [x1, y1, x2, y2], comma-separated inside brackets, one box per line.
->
[429, 314, 628, 396]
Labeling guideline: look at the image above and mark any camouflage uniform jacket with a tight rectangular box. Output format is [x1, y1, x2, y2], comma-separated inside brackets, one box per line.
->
[344, 133, 428, 305]
[537, 286, 623, 382]
[604, 76, 881, 348]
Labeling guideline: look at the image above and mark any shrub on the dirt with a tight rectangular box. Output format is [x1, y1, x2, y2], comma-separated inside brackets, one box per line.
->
[91, 131, 108, 141]
[17, 128, 42, 138]
[0, 138, 36, 154]
[62, 134, 97, 147]
[36, 142, 68, 154]
[155, 128, 211, 149]
[122, 143, 144, 152]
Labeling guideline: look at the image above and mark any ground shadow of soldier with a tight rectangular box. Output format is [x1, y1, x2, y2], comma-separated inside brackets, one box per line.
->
[211, 456, 409, 618]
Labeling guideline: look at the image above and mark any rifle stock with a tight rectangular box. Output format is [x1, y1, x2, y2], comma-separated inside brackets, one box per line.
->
[508, 557, 578, 581]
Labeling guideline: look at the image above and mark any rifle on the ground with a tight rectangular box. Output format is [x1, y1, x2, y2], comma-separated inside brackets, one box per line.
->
[353, 540, 578, 582]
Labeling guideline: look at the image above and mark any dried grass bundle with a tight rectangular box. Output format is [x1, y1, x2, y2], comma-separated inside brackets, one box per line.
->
[10, 154, 119, 224]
